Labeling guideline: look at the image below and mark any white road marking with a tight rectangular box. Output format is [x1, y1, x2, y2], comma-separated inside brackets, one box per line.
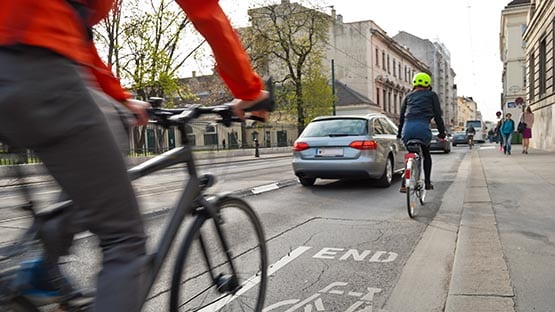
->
[251, 183, 280, 194]
[200, 246, 312, 312]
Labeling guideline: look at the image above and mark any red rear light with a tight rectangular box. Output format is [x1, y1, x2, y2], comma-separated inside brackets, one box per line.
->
[293, 142, 310, 151]
[405, 167, 411, 179]
[349, 140, 377, 150]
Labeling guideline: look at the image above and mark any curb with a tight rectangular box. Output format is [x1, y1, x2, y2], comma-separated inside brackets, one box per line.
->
[444, 151, 515, 311]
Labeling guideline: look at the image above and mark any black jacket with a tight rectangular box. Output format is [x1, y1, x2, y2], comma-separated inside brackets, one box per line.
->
[398, 89, 446, 136]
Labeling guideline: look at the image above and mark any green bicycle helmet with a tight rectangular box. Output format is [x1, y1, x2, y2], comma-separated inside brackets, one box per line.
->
[412, 72, 431, 88]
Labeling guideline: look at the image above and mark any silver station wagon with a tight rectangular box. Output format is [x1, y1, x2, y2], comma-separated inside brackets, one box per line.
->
[292, 114, 407, 187]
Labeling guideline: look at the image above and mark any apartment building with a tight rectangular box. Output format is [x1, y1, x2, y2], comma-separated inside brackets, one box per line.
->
[523, 0, 555, 150]
[500, 0, 530, 121]
[393, 31, 458, 131]
[456, 96, 478, 131]
[326, 12, 428, 122]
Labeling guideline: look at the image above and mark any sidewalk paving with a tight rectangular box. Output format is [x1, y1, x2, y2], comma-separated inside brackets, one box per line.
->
[386, 143, 555, 311]
[447, 143, 555, 311]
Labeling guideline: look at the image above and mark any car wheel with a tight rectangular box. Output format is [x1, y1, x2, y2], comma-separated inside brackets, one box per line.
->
[376, 156, 394, 187]
[298, 177, 316, 186]
[453, 143, 457, 146]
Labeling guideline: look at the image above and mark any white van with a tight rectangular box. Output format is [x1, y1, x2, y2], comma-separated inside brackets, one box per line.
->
[465, 120, 487, 143]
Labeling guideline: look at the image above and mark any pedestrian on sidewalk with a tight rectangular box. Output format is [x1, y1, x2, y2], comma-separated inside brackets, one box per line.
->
[520, 106, 534, 154]
[495, 111, 503, 151]
[500, 113, 515, 155]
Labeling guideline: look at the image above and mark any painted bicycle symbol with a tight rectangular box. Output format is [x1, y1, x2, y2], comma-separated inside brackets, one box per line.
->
[263, 282, 382, 312]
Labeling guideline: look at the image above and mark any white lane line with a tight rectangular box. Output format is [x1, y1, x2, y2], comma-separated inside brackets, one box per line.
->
[198, 246, 312, 312]
[251, 183, 280, 194]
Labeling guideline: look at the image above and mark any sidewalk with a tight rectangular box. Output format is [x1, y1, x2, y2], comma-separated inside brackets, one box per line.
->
[447, 144, 555, 311]
[385, 143, 555, 311]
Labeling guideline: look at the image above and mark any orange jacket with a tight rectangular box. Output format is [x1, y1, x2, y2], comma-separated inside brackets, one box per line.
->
[0, 0, 262, 101]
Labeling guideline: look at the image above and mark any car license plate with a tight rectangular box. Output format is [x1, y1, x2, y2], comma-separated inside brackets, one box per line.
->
[315, 148, 344, 157]
[431, 139, 437, 143]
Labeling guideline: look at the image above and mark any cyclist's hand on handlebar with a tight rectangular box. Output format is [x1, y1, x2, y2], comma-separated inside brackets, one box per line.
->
[231, 90, 270, 121]
[122, 99, 151, 126]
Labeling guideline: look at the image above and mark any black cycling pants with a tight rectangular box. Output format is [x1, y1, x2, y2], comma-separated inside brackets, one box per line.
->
[421, 144, 432, 185]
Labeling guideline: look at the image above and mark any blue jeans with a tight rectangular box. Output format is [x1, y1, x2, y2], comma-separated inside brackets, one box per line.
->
[502, 132, 513, 153]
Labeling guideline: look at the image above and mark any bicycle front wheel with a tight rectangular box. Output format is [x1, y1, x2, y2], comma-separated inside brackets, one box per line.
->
[170, 196, 268, 312]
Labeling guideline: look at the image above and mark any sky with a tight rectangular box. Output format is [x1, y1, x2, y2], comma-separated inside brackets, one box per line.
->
[216, 0, 510, 121]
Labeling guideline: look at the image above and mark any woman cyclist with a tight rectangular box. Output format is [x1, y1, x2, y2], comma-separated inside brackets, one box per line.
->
[398, 72, 447, 192]
[0, 1, 270, 311]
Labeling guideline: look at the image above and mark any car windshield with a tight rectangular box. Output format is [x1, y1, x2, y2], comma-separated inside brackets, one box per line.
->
[301, 119, 368, 137]
[466, 121, 481, 128]
[431, 129, 439, 135]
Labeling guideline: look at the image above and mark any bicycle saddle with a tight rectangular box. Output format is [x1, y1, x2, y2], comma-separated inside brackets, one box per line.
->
[405, 139, 426, 153]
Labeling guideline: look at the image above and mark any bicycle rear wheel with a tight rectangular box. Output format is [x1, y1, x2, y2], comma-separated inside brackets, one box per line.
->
[170, 197, 268, 312]
[406, 159, 424, 218]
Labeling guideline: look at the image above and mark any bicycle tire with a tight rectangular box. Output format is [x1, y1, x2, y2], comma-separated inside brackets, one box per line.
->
[406, 158, 425, 218]
[169, 196, 268, 312]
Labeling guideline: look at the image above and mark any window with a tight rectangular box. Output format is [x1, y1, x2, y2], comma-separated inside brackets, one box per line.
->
[539, 37, 546, 95]
[301, 118, 368, 137]
[553, 19, 555, 93]
[373, 119, 386, 135]
[387, 55, 390, 73]
[382, 51, 386, 70]
[388, 91, 392, 113]
[379, 118, 398, 135]
[383, 89, 387, 110]
[393, 59, 397, 77]
[529, 52, 535, 100]
[376, 87, 380, 106]
[393, 93, 398, 114]
[375, 48, 379, 66]
[204, 124, 217, 146]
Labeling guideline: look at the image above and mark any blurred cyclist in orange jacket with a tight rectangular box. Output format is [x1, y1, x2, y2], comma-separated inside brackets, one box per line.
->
[0, 1, 269, 311]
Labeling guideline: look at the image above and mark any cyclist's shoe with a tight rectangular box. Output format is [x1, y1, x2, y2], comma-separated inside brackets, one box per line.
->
[425, 183, 434, 190]
[399, 186, 407, 193]
[12, 259, 94, 308]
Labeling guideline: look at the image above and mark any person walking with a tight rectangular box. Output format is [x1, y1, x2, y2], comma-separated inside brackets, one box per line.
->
[501, 113, 515, 155]
[520, 106, 534, 154]
[494, 111, 504, 151]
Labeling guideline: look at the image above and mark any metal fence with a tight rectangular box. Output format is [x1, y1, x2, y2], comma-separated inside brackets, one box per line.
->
[0, 145, 40, 166]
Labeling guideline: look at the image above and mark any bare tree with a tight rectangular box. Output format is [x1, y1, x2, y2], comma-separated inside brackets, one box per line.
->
[247, 1, 330, 135]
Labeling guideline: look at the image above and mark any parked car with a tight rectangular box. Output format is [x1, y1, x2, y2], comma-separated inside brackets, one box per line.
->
[429, 128, 451, 153]
[451, 131, 468, 146]
[292, 114, 406, 187]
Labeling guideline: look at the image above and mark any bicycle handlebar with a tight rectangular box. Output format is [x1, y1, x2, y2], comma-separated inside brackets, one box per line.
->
[146, 104, 265, 128]
[146, 77, 274, 127]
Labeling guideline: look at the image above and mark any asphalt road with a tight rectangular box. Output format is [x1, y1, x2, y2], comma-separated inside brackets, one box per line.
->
[1, 147, 464, 311]
[7, 145, 553, 311]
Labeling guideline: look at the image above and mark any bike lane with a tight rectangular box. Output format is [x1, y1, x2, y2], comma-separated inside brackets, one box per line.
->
[261, 218, 423, 312]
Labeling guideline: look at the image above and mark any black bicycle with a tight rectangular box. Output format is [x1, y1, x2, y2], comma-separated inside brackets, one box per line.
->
[0, 100, 273, 311]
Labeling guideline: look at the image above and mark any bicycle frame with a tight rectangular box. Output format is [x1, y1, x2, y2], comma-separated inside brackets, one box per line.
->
[2, 120, 223, 310]
[128, 122, 215, 308]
